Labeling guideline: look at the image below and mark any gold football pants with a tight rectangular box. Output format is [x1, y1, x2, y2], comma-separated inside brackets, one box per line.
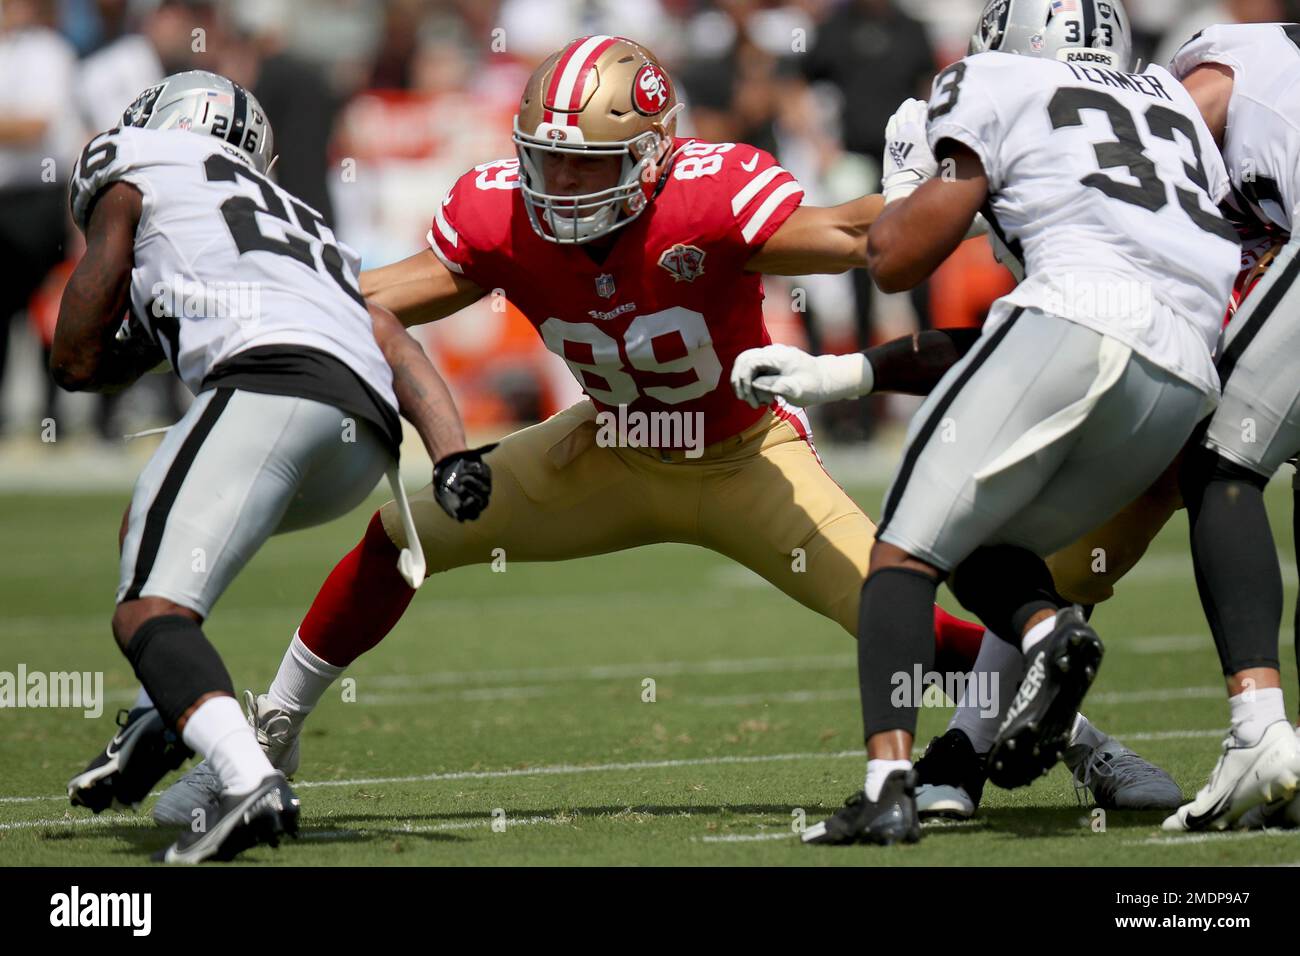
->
[380, 402, 876, 634]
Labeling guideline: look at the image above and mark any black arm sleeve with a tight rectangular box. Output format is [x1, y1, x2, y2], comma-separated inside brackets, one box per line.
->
[864, 327, 982, 396]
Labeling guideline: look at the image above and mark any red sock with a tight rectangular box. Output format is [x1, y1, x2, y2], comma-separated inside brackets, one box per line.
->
[297, 511, 417, 667]
[933, 605, 986, 675]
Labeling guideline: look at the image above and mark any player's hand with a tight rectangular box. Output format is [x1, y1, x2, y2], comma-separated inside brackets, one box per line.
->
[881, 98, 938, 205]
[731, 344, 873, 409]
[432, 444, 495, 522]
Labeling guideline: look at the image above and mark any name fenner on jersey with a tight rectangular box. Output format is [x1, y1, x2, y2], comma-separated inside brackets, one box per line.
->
[1061, 61, 1174, 101]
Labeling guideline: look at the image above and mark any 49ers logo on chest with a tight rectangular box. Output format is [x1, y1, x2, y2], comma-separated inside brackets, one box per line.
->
[632, 63, 671, 116]
[658, 243, 706, 283]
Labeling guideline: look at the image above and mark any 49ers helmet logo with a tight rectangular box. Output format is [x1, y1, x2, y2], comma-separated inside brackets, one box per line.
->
[632, 63, 671, 116]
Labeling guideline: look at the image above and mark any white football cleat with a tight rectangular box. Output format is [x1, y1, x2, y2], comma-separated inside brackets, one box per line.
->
[1236, 725, 1300, 830]
[1163, 720, 1300, 832]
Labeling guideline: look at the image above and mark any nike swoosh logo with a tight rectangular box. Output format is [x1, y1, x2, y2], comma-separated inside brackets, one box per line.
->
[741, 154, 759, 172]
[1182, 791, 1233, 829]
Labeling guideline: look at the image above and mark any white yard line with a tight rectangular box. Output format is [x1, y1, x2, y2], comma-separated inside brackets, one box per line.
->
[0, 727, 1229, 816]
[1126, 828, 1300, 847]
[698, 831, 794, 843]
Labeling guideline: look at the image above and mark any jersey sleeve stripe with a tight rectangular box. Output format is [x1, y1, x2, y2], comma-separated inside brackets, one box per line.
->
[730, 166, 786, 215]
[741, 180, 803, 244]
[426, 229, 464, 274]
[434, 198, 459, 248]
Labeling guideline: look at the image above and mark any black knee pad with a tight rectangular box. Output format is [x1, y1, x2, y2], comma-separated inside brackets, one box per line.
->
[949, 545, 1064, 643]
[123, 615, 234, 730]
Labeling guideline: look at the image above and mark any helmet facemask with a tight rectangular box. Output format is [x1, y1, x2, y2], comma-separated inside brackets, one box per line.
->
[512, 111, 677, 244]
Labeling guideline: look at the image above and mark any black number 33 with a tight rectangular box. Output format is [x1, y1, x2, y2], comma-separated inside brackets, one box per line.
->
[1048, 87, 1236, 242]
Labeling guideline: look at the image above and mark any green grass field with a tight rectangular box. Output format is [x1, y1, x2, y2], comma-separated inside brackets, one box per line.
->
[2, 480, 1298, 866]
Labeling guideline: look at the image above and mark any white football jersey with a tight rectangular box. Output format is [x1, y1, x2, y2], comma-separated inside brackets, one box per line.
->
[1170, 23, 1300, 234]
[927, 52, 1240, 394]
[69, 126, 397, 410]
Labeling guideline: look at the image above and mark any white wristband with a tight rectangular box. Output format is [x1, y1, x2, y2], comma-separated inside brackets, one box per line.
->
[820, 352, 875, 401]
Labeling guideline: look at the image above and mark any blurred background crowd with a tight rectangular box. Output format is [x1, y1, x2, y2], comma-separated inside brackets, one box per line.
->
[0, 0, 1288, 464]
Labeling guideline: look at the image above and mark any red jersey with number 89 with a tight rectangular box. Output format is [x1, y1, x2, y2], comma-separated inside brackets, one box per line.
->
[426, 138, 804, 446]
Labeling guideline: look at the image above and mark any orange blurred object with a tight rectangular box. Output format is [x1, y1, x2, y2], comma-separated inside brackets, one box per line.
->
[927, 237, 1017, 332]
[28, 258, 76, 348]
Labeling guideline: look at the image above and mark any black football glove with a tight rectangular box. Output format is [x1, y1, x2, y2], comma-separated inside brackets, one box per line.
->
[432, 444, 495, 522]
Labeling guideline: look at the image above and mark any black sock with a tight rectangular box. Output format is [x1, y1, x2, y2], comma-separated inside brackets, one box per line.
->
[949, 545, 1064, 645]
[1182, 450, 1281, 675]
[857, 567, 938, 741]
[123, 614, 234, 730]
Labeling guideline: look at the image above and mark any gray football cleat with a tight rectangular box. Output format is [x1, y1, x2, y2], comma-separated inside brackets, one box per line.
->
[1065, 735, 1182, 810]
[152, 691, 300, 827]
[156, 773, 299, 864]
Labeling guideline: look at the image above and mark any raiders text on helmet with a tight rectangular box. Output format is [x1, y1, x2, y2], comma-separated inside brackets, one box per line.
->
[513, 36, 682, 244]
[970, 0, 1133, 72]
[120, 70, 275, 175]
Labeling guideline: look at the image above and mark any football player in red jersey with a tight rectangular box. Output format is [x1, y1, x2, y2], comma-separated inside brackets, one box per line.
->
[143, 35, 1164, 826]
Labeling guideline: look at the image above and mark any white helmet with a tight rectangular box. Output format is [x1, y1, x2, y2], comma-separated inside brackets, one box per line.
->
[969, 0, 1134, 72]
[120, 70, 275, 174]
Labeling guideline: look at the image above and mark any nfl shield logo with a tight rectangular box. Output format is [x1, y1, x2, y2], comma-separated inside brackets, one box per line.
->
[658, 244, 706, 282]
[595, 273, 616, 298]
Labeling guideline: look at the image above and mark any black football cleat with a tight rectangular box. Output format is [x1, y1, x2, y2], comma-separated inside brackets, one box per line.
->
[68, 706, 193, 812]
[156, 773, 299, 864]
[801, 770, 921, 846]
[915, 728, 987, 819]
[988, 606, 1104, 789]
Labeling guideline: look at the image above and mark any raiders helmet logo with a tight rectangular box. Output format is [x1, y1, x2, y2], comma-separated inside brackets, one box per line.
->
[658, 243, 705, 282]
[632, 63, 671, 116]
[122, 83, 166, 128]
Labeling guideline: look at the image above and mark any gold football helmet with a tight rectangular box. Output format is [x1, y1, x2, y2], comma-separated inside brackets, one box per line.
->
[513, 35, 682, 244]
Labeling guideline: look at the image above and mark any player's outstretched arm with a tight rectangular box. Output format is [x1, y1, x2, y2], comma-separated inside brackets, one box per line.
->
[361, 249, 486, 328]
[867, 143, 988, 293]
[743, 194, 886, 275]
[369, 301, 492, 522]
[369, 301, 468, 462]
[51, 181, 157, 393]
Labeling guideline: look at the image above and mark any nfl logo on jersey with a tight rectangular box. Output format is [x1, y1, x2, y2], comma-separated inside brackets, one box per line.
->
[594, 273, 616, 298]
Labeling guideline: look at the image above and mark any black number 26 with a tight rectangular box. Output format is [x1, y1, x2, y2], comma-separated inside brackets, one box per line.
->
[203, 153, 364, 306]
[1048, 87, 1236, 241]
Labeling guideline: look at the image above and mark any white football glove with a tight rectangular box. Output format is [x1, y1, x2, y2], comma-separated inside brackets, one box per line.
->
[730, 344, 874, 409]
[881, 98, 938, 205]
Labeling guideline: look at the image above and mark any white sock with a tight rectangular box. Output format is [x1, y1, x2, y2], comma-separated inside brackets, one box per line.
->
[181, 695, 275, 797]
[266, 631, 346, 733]
[1069, 712, 1107, 750]
[133, 686, 154, 710]
[949, 630, 1023, 754]
[864, 758, 912, 801]
[1020, 614, 1058, 655]
[1229, 686, 1287, 746]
